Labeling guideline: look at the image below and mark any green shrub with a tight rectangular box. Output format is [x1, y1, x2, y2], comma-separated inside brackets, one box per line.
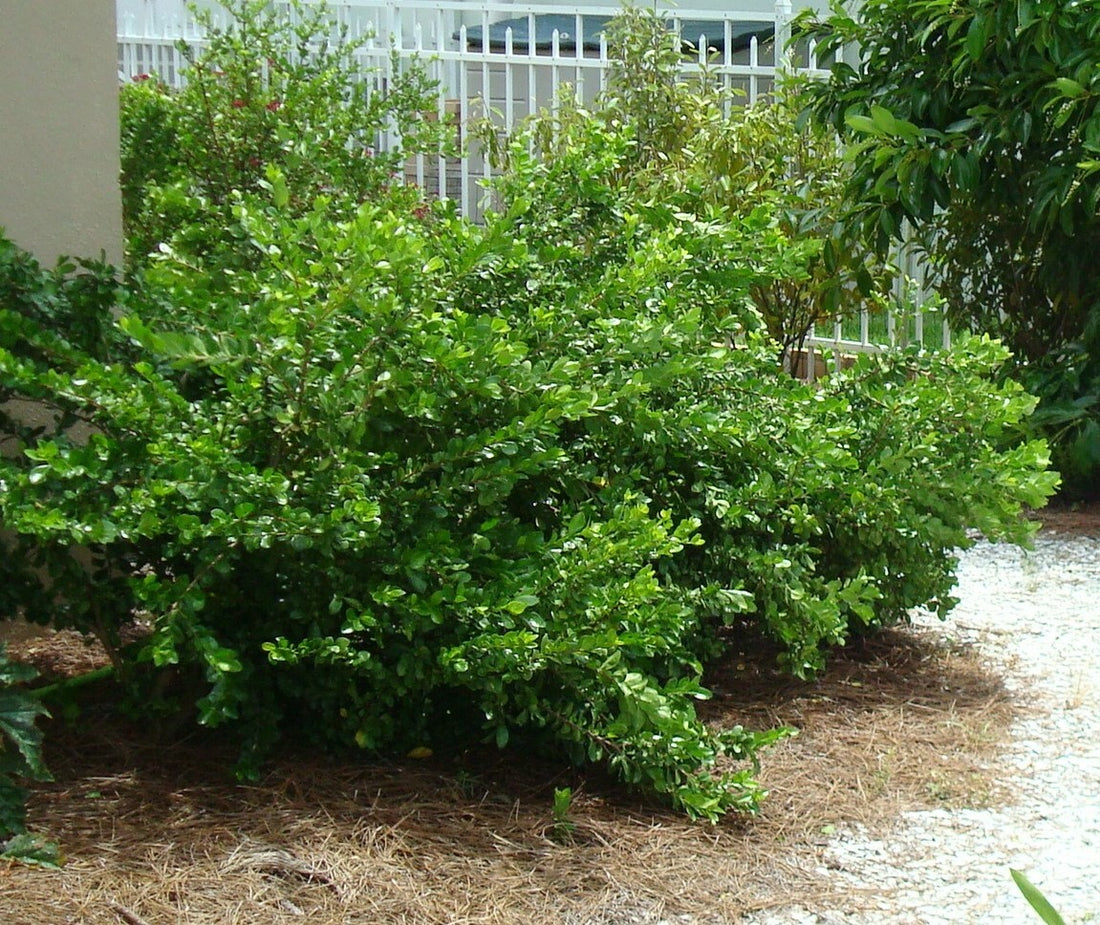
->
[483, 103, 1056, 654]
[1, 190, 793, 817]
[1015, 346, 1100, 500]
[0, 234, 121, 364]
[796, 0, 1100, 496]
[0, 143, 1055, 818]
[0, 237, 128, 640]
[119, 0, 451, 268]
[573, 5, 893, 356]
[0, 2, 1057, 822]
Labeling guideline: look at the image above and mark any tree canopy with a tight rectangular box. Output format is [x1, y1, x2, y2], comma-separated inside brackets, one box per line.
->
[798, 0, 1100, 493]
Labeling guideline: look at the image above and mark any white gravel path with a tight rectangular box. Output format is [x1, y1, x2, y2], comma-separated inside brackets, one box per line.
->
[743, 533, 1100, 924]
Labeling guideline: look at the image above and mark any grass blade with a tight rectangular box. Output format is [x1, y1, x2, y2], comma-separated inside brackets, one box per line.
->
[1011, 869, 1067, 925]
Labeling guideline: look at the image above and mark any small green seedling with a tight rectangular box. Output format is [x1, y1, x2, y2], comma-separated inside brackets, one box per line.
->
[551, 787, 577, 844]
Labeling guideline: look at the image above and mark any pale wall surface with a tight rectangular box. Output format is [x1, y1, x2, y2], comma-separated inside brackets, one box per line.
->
[0, 0, 123, 266]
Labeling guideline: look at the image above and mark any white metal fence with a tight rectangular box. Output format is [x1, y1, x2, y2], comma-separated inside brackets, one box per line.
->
[116, 0, 943, 361]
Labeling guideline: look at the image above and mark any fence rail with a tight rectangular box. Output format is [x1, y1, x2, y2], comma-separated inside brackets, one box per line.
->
[116, 0, 943, 363]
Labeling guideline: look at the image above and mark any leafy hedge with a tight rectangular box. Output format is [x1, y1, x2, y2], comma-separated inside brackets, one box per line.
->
[119, 0, 450, 266]
[0, 1, 1058, 820]
[0, 167, 1055, 818]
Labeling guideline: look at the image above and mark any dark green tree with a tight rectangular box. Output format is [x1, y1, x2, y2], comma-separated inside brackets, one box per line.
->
[797, 0, 1100, 494]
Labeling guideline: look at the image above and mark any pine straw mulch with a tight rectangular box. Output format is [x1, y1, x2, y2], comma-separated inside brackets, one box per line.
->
[1, 615, 1013, 925]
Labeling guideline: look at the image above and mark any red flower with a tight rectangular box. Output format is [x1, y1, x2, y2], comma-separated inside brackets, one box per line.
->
[412, 204, 429, 220]
[265, 100, 282, 112]
[132, 73, 151, 82]
[231, 99, 246, 109]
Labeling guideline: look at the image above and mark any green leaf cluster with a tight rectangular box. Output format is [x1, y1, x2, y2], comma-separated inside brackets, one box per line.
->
[0, 644, 59, 866]
[579, 6, 894, 357]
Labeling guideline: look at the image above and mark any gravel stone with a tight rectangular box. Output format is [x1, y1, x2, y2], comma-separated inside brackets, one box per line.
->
[744, 534, 1100, 924]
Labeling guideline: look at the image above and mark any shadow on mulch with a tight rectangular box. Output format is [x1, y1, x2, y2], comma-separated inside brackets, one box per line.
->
[2, 617, 1013, 925]
[1032, 499, 1100, 537]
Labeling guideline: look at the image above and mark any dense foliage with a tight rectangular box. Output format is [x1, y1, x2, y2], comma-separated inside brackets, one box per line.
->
[0, 645, 53, 859]
[479, 7, 892, 362]
[0, 196, 1055, 818]
[593, 7, 893, 357]
[0, 2, 1058, 820]
[120, 0, 451, 266]
[797, 0, 1100, 495]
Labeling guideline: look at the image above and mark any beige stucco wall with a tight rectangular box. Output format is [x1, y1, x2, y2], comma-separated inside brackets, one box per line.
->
[0, 0, 123, 267]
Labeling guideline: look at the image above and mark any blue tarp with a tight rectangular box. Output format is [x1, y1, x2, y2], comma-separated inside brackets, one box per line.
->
[455, 15, 774, 54]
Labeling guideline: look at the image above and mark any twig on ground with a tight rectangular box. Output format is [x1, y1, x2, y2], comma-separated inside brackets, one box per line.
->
[108, 900, 152, 925]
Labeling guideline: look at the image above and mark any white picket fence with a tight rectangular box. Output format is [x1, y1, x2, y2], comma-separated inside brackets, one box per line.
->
[116, 0, 945, 362]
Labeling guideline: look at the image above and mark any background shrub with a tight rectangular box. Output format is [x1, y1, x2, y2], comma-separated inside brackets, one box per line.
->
[593, 6, 893, 358]
[119, 0, 451, 268]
